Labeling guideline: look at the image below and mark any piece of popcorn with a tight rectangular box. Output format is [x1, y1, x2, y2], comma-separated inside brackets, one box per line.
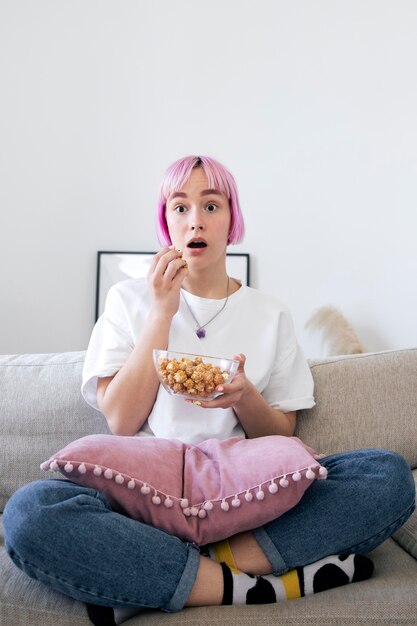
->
[203, 371, 214, 383]
[174, 370, 187, 383]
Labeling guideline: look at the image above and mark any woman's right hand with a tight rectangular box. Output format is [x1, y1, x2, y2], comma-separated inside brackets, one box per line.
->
[147, 246, 188, 319]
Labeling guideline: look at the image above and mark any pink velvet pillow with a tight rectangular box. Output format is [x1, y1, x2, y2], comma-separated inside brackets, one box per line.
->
[41, 435, 327, 544]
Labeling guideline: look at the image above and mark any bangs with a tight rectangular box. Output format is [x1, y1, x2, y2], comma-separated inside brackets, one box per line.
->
[159, 156, 231, 202]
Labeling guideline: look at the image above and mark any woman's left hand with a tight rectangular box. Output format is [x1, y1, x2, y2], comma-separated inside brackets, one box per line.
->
[186, 353, 249, 409]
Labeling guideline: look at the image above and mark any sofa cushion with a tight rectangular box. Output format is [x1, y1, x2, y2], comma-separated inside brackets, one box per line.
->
[41, 434, 326, 545]
[297, 348, 417, 468]
[0, 352, 109, 511]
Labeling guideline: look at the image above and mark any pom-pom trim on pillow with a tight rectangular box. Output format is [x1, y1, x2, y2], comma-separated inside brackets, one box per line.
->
[40, 434, 328, 544]
[41, 459, 327, 519]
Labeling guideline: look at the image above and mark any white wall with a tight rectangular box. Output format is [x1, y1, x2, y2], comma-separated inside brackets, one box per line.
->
[1, 0, 416, 357]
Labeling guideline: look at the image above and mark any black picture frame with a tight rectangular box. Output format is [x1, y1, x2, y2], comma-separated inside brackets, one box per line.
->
[95, 251, 250, 321]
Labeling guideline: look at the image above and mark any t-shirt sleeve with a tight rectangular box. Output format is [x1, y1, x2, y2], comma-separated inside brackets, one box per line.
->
[81, 285, 135, 411]
[262, 308, 315, 413]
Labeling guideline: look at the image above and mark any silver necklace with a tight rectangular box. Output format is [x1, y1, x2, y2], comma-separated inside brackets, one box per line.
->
[181, 276, 230, 339]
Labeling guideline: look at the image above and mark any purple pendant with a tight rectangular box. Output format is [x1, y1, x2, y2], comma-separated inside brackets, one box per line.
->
[196, 327, 206, 339]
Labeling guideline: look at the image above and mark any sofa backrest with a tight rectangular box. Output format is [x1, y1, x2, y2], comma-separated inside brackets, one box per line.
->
[0, 351, 109, 512]
[296, 348, 417, 468]
[1, 348, 416, 512]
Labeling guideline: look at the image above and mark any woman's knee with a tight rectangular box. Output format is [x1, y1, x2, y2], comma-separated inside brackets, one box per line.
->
[357, 448, 415, 519]
[378, 449, 415, 511]
[3, 479, 104, 559]
[324, 448, 415, 522]
[4, 481, 49, 559]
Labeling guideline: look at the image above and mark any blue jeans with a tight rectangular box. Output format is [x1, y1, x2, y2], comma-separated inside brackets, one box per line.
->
[3, 448, 415, 612]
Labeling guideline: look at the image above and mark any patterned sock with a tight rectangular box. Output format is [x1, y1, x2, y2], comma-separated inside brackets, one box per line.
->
[220, 553, 374, 604]
[203, 538, 241, 573]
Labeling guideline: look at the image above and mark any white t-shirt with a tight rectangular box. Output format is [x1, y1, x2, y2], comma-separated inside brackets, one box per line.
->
[82, 278, 315, 444]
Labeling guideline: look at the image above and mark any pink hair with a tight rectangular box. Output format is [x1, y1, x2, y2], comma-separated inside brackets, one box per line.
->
[156, 156, 245, 246]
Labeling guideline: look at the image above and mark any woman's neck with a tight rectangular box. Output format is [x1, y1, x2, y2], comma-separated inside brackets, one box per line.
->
[181, 272, 242, 299]
[181, 271, 229, 299]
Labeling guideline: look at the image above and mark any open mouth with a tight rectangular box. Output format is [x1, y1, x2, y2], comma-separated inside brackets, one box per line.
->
[187, 241, 207, 249]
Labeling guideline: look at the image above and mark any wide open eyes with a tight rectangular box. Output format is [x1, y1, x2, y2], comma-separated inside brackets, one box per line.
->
[173, 203, 218, 214]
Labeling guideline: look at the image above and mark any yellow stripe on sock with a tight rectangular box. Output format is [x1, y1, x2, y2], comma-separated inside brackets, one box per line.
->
[280, 569, 301, 600]
[212, 540, 241, 574]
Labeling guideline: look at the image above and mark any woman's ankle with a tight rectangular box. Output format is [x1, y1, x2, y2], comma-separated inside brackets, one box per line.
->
[185, 557, 224, 607]
[229, 532, 272, 575]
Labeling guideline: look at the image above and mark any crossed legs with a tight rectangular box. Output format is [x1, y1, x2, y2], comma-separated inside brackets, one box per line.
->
[3, 449, 415, 613]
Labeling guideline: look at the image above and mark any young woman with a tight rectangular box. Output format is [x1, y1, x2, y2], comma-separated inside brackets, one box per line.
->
[4, 156, 415, 625]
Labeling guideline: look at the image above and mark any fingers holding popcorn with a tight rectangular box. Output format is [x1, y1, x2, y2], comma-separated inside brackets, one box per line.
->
[148, 248, 188, 318]
[163, 254, 188, 282]
[150, 247, 183, 279]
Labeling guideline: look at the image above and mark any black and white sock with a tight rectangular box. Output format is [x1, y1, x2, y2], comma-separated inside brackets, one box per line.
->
[86, 551, 374, 622]
[220, 553, 374, 604]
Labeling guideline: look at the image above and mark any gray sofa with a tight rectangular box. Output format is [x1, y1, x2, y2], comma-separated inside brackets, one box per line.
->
[1, 348, 417, 625]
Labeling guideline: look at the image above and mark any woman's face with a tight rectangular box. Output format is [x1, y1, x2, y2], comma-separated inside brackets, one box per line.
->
[165, 168, 231, 271]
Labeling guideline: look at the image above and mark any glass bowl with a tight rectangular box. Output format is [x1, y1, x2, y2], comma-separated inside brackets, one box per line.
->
[153, 350, 239, 402]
